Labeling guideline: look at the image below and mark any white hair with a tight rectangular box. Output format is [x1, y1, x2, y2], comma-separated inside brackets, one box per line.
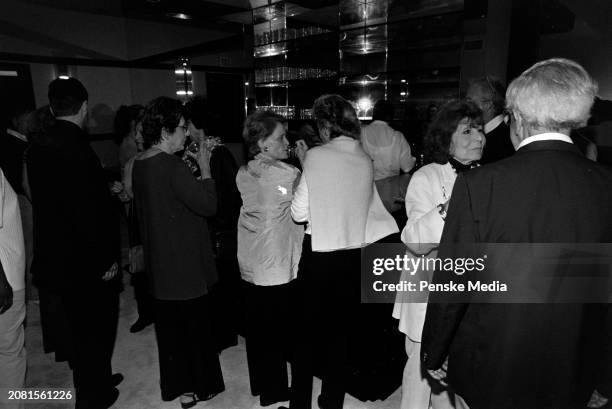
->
[506, 58, 598, 132]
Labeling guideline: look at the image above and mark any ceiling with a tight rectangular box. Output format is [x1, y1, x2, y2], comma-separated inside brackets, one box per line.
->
[24, 0, 340, 32]
[9, 0, 611, 69]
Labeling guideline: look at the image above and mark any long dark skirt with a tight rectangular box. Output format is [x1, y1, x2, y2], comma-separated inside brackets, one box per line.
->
[290, 235, 361, 409]
[152, 294, 225, 401]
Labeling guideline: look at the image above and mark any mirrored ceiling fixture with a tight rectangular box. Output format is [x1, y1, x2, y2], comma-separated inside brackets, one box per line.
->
[339, 0, 389, 120]
[175, 58, 194, 101]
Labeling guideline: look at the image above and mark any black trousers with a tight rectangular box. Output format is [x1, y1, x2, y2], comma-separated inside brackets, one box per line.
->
[131, 271, 153, 322]
[290, 235, 361, 409]
[243, 279, 294, 405]
[153, 294, 225, 401]
[59, 279, 120, 408]
[210, 229, 240, 351]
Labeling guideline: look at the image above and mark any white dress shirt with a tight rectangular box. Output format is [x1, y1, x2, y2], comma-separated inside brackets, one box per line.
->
[517, 132, 573, 149]
[361, 120, 416, 180]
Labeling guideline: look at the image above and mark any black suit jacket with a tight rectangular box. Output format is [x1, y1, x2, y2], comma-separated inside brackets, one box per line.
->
[422, 140, 612, 409]
[480, 121, 515, 164]
[27, 120, 119, 292]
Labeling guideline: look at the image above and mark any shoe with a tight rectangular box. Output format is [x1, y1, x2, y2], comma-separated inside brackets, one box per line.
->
[111, 373, 124, 386]
[130, 318, 153, 333]
[180, 393, 198, 409]
[179, 390, 222, 409]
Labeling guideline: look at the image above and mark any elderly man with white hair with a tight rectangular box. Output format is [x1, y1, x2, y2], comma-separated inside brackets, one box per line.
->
[420, 58, 612, 409]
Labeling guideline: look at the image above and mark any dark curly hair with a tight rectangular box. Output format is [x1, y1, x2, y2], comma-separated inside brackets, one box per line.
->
[183, 95, 211, 133]
[424, 99, 483, 164]
[242, 111, 286, 157]
[141, 97, 184, 148]
[313, 94, 361, 140]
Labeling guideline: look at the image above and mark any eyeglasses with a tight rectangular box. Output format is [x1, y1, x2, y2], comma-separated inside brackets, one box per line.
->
[178, 125, 189, 133]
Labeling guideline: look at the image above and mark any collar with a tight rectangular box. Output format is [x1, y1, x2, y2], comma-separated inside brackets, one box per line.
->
[517, 132, 573, 149]
[448, 157, 480, 173]
[369, 120, 388, 126]
[6, 128, 27, 142]
[329, 135, 357, 144]
[484, 114, 504, 134]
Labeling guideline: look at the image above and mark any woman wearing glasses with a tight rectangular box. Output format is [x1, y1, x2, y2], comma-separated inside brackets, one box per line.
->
[132, 97, 225, 408]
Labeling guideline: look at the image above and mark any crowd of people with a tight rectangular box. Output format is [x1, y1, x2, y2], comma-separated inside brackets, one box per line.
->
[0, 56, 610, 409]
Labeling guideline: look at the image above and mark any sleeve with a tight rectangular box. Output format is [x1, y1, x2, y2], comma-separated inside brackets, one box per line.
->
[401, 171, 445, 249]
[397, 131, 416, 173]
[210, 149, 240, 219]
[421, 174, 476, 370]
[68, 142, 119, 276]
[170, 161, 217, 217]
[291, 170, 309, 223]
[122, 156, 136, 200]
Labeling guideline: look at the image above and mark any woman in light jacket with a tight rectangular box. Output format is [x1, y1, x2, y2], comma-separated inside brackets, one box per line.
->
[287, 94, 398, 409]
[393, 99, 485, 409]
[236, 111, 307, 407]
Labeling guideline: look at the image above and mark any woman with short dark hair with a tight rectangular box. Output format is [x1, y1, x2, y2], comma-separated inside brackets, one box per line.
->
[183, 96, 242, 351]
[132, 96, 224, 408]
[236, 110, 307, 407]
[288, 94, 398, 409]
[393, 99, 484, 409]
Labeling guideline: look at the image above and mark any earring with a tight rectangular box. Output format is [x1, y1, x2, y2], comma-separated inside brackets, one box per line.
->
[263, 147, 269, 152]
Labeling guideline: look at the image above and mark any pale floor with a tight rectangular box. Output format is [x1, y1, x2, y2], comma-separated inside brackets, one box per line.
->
[23, 274, 402, 409]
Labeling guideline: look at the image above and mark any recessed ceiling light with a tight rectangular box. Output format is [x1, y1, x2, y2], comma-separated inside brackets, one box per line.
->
[166, 12, 192, 20]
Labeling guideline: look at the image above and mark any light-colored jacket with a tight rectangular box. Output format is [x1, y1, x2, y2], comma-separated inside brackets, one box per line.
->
[291, 136, 398, 252]
[393, 162, 456, 341]
[361, 120, 416, 180]
[236, 155, 303, 286]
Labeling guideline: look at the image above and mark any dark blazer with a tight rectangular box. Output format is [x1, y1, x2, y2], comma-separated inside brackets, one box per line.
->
[133, 153, 218, 300]
[422, 140, 612, 409]
[209, 145, 241, 232]
[480, 121, 515, 164]
[27, 120, 119, 291]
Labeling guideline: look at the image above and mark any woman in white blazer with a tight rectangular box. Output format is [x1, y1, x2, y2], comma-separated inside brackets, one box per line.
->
[393, 99, 485, 409]
[287, 94, 398, 409]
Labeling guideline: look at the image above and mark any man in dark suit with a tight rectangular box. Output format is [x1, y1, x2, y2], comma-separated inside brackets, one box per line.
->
[422, 59, 612, 409]
[27, 78, 122, 409]
[466, 76, 515, 164]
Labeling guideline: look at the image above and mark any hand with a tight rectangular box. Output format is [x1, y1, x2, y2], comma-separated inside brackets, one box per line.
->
[295, 139, 308, 165]
[186, 142, 212, 178]
[110, 181, 124, 195]
[427, 358, 448, 387]
[0, 279, 13, 314]
[101, 262, 119, 281]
